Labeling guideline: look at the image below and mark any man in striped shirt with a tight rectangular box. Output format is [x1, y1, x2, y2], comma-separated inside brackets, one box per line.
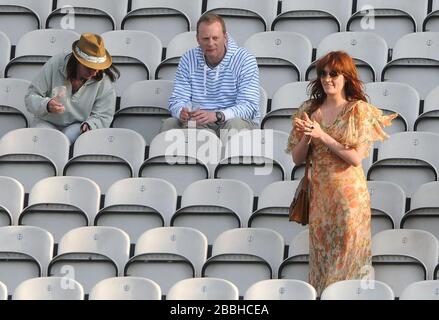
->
[161, 13, 260, 137]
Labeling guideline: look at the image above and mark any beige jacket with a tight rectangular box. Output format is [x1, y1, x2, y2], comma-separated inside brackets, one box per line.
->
[25, 53, 116, 129]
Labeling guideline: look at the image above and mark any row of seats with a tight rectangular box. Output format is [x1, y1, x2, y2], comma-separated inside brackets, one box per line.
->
[0, 225, 437, 297]
[1, 29, 439, 101]
[1, 0, 439, 49]
[2, 277, 439, 300]
[1, 127, 439, 199]
[1, 174, 439, 246]
[3, 76, 439, 148]
[2, 76, 439, 151]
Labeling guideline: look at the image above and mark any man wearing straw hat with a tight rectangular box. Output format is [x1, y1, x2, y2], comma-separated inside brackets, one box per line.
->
[25, 32, 119, 144]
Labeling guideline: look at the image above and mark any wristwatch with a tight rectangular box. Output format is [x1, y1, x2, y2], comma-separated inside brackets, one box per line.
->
[215, 111, 224, 125]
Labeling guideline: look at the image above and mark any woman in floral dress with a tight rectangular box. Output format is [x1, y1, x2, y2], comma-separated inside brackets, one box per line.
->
[287, 51, 397, 296]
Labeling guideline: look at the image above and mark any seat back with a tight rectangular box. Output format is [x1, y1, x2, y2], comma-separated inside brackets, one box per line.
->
[206, 0, 278, 45]
[244, 279, 317, 300]
[89, 276, 161, 300]
[313, 32, 388, 82]
[251, 180, 307, 244]
[369, 131, 439, 197]
[102, 30, 162, 96]
[13, 276, 84, 300]
[273, 0, 353, 48]
[401, 181, 439, 241]
[321, 279, 395, 300]
[382, 32, 439, 99]
[97, 177, 177, 242]
[167, 277, 239, 300]
[0, 225, 54, 294]
[244, 31, 312, 97]
[175, 179, 253, 244]
[114, 80, 173, 145]
[0, 78, 33, 136]
[0, 177, 24, 226]
[399, 280, 439, 300]
[416, 85, 439, 133]
[367, 181, 406, 234]
[0, 31, 10, 77]
[0, 0, 53, 45]
[365, 82, 420, 132]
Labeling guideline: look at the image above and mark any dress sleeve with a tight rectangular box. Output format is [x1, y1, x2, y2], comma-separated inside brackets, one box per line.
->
[339, 100, 398, 156]
[286, 101, 312, 153]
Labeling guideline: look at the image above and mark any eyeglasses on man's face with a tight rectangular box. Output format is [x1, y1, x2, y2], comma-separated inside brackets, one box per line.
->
[317, 70, 340, 78]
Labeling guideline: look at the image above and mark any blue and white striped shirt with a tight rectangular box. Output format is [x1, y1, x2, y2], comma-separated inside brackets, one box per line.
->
[169, 35, 260, 124]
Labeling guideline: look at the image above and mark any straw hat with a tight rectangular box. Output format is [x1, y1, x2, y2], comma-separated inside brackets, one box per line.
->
[72, 33, 112, 70]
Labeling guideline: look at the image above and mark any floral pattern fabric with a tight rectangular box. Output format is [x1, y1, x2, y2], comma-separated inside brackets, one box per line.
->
[287, 100, 397, 295]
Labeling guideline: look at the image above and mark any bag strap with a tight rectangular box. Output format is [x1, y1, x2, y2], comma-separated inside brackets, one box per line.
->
[302, 146, 311, 188]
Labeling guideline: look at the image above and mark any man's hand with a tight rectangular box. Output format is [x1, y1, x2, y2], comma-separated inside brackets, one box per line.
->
[179, 107, 190, 123]
[80, 122, 91, 133]
[190, 110, 216, 125]
[47, 99, 65, 113]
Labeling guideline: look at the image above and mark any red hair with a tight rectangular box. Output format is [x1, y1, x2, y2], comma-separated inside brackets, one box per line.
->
[307, 51, 366, 114]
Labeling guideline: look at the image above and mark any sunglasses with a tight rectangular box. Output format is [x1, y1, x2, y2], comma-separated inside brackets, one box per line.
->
[317, 70, 340, 78]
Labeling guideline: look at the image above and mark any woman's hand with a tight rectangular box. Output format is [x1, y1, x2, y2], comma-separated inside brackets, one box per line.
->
[294, 112, 323, 141]
[302, 112, 324, 140]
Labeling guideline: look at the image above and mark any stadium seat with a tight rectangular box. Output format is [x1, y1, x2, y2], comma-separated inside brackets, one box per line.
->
[261, 81, 309, 133]
[272, 0, 353, 49]
[0, 177, 24, 226]
[63, 128, 146, 194]
[215, 129, 293, 197]
[171, 179, 253, 245]
[19, 176, 100, 243]
[347, 0, 428, 50]
[0, 31, 10, 77]
[124, 227, 207, 296]
[202, 228, 284, 296]
[0, 78, 33, 138]
[0, 0, 52, 46]
[400, 182, 439, 240]
[365, 82, 420, 133]
[95, 177, 177, 243]
[89, 276, 161, 300]
[47, 0, 128, 32]
[5, 29, 79, 81]
[244, 279, 317, 300]
[308, 32, 388, 82]
[0, 128, 70, 193]
[0, 280, 6, 300]
[101, 30, 162, 97]
[205, 0, 278, 45]
[399, 280, 439, 300]
[122, 0, 202, 47]
[414, 85, 439, 133]
[244, 31, 312, 99]
[0, 225, 54, 295]
[48, 226, 130, 294]
[367, 181, 406, 235]
[140, 129, 221, 195]
[155, 31, 198, 80]
[167, 277, 239, 300]
[367, 132, 439, 198]
[13, 276, 84, 300]
[381, 32, 439, 100]
[372, 229, 439, 297]
[320, 279, 395, 300]
[424, 0, 439, 32]
[278, 229, 309, 282]
[249, 180, 307, 245]
[112, 80, 173, 146]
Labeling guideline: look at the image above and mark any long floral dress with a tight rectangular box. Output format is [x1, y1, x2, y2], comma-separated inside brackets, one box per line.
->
[286, 100, 397, 296]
